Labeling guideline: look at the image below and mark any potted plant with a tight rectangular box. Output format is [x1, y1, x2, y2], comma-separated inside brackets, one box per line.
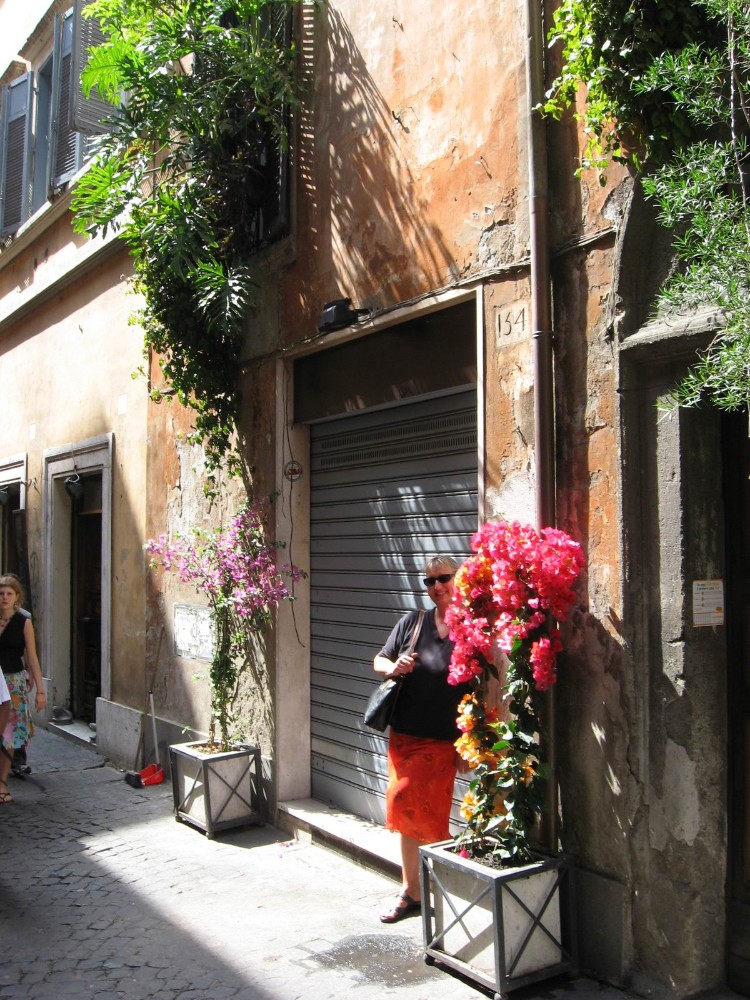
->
[419, 520, 585, 998]
[146, 497, 302, 837]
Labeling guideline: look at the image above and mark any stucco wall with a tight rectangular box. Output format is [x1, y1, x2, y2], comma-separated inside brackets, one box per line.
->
[262, 4, 729, 995]
[0, 209, 148, 716]
[279, 0, 527, 339]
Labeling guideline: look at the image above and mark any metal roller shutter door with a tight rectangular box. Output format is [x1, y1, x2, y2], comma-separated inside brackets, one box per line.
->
[310, 389, 478, 823]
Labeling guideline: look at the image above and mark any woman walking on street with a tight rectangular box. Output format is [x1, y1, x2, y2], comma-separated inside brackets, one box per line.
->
[0, 574, 45, 787]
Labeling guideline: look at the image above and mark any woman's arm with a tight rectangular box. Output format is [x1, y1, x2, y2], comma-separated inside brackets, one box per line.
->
[373, 650, 418, 679]
[23, 619, 46, 712]
[374, 611, 422, 679]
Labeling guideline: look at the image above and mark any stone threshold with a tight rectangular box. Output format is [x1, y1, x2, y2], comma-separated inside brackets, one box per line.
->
[47, 720, 99, 750]
[277, 798, 401, 882]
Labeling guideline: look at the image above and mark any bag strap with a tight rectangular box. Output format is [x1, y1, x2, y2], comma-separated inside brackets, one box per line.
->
[406, 609, 425, 655]
[386, 610, 426, 728]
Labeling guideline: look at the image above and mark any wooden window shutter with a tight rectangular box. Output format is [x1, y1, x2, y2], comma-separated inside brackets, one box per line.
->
[0, 74, 33, 236]
[51, 7, 82, 188]
[70, 0, 111, 138]
[259, 4, 293, 244]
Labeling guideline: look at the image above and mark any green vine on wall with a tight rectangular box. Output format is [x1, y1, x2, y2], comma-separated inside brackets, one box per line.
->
[543, 0, 721, 173]
[543, 0, 750, 414]
[71, 0, 303, 485]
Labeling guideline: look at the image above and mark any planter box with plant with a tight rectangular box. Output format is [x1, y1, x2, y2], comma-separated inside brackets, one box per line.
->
[419, 520, 585, 998]
[147, 499, 301, 836]
[169, 739, 263, 839]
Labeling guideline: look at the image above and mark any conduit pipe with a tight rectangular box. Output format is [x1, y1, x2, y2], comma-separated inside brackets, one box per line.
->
[524, 0, 558, 850]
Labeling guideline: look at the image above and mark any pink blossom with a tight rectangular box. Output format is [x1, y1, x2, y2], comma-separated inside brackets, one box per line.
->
[447, 520, 585, 691]
[145, 499, 303, 660]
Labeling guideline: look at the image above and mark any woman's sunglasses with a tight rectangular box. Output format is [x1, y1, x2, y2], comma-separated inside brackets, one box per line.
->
[423, 573, 454, 588]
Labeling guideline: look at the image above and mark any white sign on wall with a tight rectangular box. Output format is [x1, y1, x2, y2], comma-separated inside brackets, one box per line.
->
[173, 604, 214, 660]
[692, 580, 725, 628]
[496, 301, 529, 349]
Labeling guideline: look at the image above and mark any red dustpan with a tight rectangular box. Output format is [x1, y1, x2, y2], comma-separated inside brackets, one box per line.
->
[139, 762, 164, 786]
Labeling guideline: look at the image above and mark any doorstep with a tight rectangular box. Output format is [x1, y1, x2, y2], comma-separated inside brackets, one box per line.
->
[47, 719, 98, 750]
[277, 798, 401, 881]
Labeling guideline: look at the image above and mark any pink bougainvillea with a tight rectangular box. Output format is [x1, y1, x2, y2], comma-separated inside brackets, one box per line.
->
[447, 520, 585, 863]
[145, 498, 303, 749]
[446, 520, 585, 690]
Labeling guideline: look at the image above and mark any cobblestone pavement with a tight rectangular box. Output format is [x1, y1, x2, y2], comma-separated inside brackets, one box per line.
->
[0, 729, 633, 1000]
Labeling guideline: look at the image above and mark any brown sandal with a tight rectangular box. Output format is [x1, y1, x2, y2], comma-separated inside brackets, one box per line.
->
[0, 780, 13, 804]
[379, 892, 421, 923]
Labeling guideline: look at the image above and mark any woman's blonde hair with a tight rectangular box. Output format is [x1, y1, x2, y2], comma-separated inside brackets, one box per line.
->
[0, 574, 23, 608]
[423, 555, 460, 576]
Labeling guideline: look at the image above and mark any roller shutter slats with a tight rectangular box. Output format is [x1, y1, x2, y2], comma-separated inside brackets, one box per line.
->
[309, 390, 478, 824]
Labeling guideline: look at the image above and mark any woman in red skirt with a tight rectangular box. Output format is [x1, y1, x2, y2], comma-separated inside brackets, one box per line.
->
[373, 556, 471, 923]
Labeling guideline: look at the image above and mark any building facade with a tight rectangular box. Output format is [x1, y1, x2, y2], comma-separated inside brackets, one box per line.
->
[0, 1, 743, 997]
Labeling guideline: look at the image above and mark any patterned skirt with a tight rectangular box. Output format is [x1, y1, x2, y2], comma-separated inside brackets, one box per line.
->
[2, 673, 33, 750]
[385, 730, 458, 843]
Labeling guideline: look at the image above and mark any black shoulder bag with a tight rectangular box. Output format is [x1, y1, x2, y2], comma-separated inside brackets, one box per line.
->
[363, 610, 425, 732]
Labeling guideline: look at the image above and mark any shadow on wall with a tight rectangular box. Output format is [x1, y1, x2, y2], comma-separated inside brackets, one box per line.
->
[292, 4, 458, 323]
[546, 183, 633, 875]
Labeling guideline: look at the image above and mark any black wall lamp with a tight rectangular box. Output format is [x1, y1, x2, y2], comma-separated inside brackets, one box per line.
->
[64, 474, 85, 502]
[317, 297, 371, 333]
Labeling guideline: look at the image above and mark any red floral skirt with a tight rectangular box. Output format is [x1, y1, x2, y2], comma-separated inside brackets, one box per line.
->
[385, 730, 457, 843]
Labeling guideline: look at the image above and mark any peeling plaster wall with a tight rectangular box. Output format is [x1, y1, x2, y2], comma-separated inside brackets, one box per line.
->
[143, 374, 248, 742]
[627, 393, 727, 997]
[281, 0, 527, 339]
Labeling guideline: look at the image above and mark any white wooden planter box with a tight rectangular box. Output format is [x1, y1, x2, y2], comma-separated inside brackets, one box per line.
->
[419, 841, 577, 999]
[169, 741, 263, 838]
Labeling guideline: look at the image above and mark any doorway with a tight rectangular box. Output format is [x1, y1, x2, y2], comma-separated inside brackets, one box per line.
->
[0, 483, 32, 613]
[70, 474, 102, 723]
[308, 388, 478, 823]
[43, 435, 112, 717]
[724, 410, 750, 995]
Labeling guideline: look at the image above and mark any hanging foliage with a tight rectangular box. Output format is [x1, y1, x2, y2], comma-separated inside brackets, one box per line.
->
[71, 0, 304, 484]
[543, 0, 750, 414]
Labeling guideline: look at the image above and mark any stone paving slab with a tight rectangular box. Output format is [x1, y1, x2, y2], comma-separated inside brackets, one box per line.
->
[0, 729, 644, 1000]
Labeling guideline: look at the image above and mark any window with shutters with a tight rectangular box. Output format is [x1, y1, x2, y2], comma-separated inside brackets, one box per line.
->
[0, 2, 108, 238]
[251, 2, 294, 248]
[0, 75, 33, 236]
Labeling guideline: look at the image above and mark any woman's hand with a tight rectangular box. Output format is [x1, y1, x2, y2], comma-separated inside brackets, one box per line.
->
[391, 652, 418, 676]
[373, 650, 418, 679]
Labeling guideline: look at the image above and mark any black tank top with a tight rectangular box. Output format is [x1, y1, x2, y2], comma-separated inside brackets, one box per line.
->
[0, 612, 26, 676]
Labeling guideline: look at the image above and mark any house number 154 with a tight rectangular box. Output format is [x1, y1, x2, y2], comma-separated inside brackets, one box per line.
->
[497, 301, 529, 348]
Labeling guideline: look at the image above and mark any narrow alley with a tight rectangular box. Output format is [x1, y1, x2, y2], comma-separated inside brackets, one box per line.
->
[0, 729, 631, 1000]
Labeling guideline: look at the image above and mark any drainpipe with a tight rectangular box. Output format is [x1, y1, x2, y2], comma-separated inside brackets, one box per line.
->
[524, 0, 558, 849]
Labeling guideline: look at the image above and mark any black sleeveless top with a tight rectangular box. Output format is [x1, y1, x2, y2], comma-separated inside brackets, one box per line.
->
[378, 609, 472, 741]
[0, 612, 26, 676]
